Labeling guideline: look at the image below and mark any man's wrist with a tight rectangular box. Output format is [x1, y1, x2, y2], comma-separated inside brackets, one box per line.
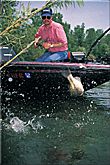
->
[50, 44, 54, 48]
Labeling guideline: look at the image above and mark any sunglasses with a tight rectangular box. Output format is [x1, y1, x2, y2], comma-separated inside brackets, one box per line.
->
[42, 16, 51, 20]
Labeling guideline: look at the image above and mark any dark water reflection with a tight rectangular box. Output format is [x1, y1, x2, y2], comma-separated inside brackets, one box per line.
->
[1, 82, 110, 165]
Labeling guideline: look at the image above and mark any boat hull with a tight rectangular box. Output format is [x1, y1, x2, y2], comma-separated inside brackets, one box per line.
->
[1, 61, 110, 95]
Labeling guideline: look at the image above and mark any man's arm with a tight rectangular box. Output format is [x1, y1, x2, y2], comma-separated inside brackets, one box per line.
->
[50, 42, 63, 48]
[42, 42, 63, 49]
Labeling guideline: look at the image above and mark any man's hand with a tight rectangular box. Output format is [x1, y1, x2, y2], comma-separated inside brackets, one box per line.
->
[42, 42, 51, 49]
[34, 37, 41, 48]
[34, 42, 38, 48]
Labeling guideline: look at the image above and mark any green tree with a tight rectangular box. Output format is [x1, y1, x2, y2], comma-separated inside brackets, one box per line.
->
[72, 23, 85, 51]
[85, 28, 96, 54]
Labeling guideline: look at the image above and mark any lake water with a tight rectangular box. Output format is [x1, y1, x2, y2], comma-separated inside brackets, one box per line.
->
[1, 81, 110, 165]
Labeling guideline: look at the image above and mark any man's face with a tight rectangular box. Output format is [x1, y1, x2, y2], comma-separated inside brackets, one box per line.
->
[42, 16, 52, 25]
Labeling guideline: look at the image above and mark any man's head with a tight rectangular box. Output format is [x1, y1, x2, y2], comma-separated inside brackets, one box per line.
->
[41, 8, 53, 25]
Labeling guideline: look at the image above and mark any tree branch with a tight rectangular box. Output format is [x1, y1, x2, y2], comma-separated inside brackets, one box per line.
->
[0, 0, 57, 36]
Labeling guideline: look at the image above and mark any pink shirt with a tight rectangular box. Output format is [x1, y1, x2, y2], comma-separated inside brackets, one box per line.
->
[35, 21, 68, 52]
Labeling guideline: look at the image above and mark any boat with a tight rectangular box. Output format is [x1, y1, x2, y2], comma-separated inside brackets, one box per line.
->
[1, 60, 110, 96]
[1, 28, 110, 96]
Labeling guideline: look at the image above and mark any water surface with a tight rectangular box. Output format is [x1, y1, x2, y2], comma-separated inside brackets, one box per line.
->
[1, 81, 110, 165]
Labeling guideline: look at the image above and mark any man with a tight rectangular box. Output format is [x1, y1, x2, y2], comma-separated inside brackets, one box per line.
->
[34, 8, 68, 62]
[34, 8, 84, 95]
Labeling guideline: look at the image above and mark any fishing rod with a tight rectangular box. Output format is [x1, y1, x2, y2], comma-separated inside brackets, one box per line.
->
[86, 27, 110, 58]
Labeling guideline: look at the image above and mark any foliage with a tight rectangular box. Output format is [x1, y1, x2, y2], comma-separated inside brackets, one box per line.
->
[0, 0, 110, 62]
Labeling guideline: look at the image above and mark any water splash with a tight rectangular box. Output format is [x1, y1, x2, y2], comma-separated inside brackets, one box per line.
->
[10, 115, 43, 133]
[10, 117, 26, 132]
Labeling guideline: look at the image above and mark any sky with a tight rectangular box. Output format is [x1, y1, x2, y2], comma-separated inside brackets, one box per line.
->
[18, 0, 110, 31]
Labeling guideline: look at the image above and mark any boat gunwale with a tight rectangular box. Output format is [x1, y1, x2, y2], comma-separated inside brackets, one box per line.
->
[8, 61, 110, 69]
